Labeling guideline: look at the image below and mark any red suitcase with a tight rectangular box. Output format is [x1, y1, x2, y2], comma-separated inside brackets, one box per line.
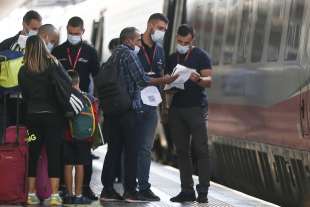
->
[0, 93, 28, 204]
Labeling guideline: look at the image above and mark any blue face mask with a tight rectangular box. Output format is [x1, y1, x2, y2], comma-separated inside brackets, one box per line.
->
[176, 43, 190, 54]
[151, 30, 165, 44]
[46, 42, 54, 53]
[68, 34, 81, 45]
[28, 30, 38, 37]
[134, 45, 140, 55]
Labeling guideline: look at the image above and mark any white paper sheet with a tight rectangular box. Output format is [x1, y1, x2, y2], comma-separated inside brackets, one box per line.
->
[164, 64, 198, 90]
[141, 86, 162, 106]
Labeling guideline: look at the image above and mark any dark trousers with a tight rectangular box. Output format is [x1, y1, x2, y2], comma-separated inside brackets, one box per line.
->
[26, 113, 65, 178]
[101, 111, 137, 192]
[168, 107, 210, 193]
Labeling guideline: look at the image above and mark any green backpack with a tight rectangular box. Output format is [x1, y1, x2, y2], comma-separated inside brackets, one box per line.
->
[69, 94, 96, 140]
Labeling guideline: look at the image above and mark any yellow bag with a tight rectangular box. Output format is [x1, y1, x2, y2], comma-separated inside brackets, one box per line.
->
[0, 50, 24, 90]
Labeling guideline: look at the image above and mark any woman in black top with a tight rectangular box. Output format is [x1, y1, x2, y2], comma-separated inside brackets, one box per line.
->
[18, 35, 66, 205]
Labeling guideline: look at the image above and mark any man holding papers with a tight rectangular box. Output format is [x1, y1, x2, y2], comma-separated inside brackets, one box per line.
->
[165, 24, 212, 203]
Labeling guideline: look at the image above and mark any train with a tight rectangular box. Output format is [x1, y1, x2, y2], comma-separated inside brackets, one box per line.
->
[152, 0, 310, 206]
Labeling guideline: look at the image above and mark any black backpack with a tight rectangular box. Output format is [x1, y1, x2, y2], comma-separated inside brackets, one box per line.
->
[95, 50, 131, 115]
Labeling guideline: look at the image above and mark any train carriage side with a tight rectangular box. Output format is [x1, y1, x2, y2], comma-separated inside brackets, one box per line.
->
[161, 0, 310, 206]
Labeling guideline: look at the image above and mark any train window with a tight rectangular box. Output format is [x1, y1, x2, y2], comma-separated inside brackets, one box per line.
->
[202, 0, 215, 52]
[267, 1, 285, 62]
[284, 0, 305, 61]
[211, 0, 227, 65]
[251, 0, 269, 62]
[236, 0, 254, 64]
[223, 0, 239, 65]
[193, 3, 204, 48]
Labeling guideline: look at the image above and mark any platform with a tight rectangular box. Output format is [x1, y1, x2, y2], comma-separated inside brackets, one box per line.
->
[87, 146, 279, 207]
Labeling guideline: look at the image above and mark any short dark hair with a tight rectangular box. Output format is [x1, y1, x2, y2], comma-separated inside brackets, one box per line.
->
[177, 24, 194, 38]
[67, 70, 80, 86]
[67, 16, 84, 28]
[119, 27, 139, 43]
[23, 10, 42, 24]
[108, 38, 120, 51]
[147, 13, 169, 24]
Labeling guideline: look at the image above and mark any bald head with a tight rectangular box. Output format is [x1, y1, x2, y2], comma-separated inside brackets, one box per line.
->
[38, 24, 59, 51]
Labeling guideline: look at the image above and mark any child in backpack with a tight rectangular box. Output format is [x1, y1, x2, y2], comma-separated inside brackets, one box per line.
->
[63, 70, 99, 204]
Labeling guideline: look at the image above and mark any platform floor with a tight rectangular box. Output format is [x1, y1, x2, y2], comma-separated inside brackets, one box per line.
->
[87, 146, 279, 207]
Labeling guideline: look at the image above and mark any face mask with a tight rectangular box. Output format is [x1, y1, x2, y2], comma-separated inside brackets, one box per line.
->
[46, 42, 54, 53]
[134, 45, 140, 55]
[28, 30, 38, 37]
[176, 43, 190, 54]
[17, 35, 28, 49]
[151, 30, 165, 43]
[68, 34, 81, 45]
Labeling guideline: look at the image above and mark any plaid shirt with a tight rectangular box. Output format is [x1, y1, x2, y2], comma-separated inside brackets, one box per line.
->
[115, 44, 150, 110]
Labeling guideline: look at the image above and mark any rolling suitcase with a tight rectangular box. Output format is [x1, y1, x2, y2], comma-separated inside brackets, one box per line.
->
[0, 93, 28, 204]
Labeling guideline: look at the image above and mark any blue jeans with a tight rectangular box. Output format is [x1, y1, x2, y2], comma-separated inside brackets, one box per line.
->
[136, 105, 158, 191]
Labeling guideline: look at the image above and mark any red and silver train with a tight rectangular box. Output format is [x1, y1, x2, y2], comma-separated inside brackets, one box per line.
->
[156, 0, 310, 206]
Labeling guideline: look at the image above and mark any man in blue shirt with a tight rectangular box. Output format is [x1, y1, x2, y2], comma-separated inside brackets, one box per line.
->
[166, 24, 212, 203]
[136, 13, 168, 201]
[99, 27, 177, 202]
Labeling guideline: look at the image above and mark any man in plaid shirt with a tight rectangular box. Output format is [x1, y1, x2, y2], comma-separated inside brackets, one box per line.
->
[100, 27, 177, 202]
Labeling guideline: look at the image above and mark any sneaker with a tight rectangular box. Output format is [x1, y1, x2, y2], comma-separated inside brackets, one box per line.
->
[138, 189, 160, 201]
[170, 191, 196, 202]
[49, 194, 63, 206]
[73, 195, 92, 204]
[123, 191, 146, 203]
[27, 193, 40, 205]
[197, 193, 208, 203]
[83, 187, 98, 200]
[100, 188, 123, 201]
[63, 194, 74, 204]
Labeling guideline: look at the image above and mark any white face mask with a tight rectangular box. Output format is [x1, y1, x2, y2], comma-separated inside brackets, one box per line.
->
[134, 45, 140, 55]
[28, 30, 38, 37]
[176, 43, 190, 54]
[151, 30, 165, 44]
[68, 34, 81, 45]
[17, 35, 28, 49]
[46, 42, 54, 53]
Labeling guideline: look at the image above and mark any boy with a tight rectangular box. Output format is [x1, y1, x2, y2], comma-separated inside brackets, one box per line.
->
[63, 70, 99, 204]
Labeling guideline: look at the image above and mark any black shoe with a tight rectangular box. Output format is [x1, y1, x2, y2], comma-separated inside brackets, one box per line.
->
[138, 189, 160, 201]
[197, 193, 208, 203]
[123, 191, 146, 203]
[83, 188, 98, 200]
[73, 195, 93, 204]
[170, 191, 196, 202]
[100, 188, 123, 201]
[63, 194, 74, 204]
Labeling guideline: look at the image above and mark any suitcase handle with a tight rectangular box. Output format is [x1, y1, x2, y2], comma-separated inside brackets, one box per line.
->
[1, 92, 21, 145]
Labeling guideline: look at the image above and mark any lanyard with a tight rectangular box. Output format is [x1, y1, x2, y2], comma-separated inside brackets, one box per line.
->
[67, 46, 82, 70]
[142, 46, 157, 73]
[177, 49, 192, 64]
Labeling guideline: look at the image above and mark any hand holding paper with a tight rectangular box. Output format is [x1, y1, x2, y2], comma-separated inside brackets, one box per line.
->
[164, 64, 199, 90]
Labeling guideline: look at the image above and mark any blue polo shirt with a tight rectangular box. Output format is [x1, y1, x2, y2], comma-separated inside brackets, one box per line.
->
[137, 37, 165, 78]
[137, 36, 165, 111]
[166, 47, 212, 108]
